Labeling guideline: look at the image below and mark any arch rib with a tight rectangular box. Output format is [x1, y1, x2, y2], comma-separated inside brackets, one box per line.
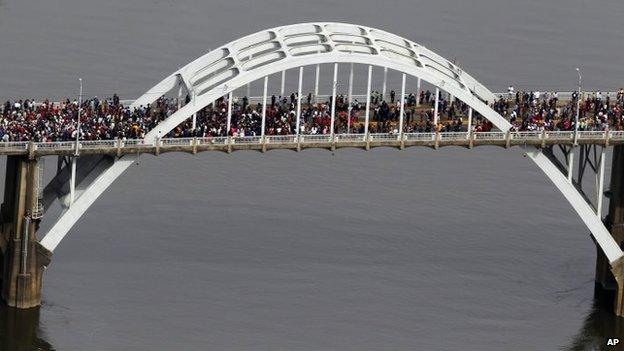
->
[38, 23, 624, 266]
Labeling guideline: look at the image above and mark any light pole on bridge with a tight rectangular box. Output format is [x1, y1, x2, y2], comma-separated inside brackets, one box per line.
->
[574, 68, 581, 146]
[70, 78, 83, 206]
[75, 78, 83, 156]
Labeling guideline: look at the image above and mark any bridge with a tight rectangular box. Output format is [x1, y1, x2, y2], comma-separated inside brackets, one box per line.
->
[0, 131, 622, 157]
[2, 22, 624, 317]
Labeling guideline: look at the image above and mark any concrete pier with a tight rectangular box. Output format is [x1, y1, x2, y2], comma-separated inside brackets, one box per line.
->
[597, 145, 624, 317]
[0, 155, 51, 309]
[0, 306, 50, 350]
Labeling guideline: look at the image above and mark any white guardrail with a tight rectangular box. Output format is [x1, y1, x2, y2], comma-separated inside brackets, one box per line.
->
[0, 130, 621, 153]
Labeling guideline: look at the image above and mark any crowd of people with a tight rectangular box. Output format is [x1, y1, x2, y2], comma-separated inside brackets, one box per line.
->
[2, 87, 624, 142]
[494, 88, 624, 132]
[0, 94, 177, 142]
[121, 89, 479, 138]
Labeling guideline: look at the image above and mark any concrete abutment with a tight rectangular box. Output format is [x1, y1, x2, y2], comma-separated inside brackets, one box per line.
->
[0, 155, 51, 309]
[597, 145, 624, 317]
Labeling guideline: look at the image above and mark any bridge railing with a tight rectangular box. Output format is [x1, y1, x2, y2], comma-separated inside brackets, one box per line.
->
[121, 139, 153, 148]
[300, 135, 332, 143]
[202, 137, 228, 145]
[474, 132, 506, 140]
[231, 136, 262, 144]
[511, 131, 542, 140]
[611, 131, 624, 139]
[404, 133, 436, 141]
[544, 131, 574, 140]
[161, 138, 194, 146]
[0, 141, 29, 151]
[577, 131, 607, 140]
[266, 135, 298, 144]
[35, 141, 76, 150]
[370, 133, 399, 141]
[440, 132, 469, 141]
[335, 133, 366, 142]
[81, 140, 118, 149]
[6, 130, 624, 154]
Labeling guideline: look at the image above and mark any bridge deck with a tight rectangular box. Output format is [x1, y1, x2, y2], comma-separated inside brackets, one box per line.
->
[1, 131, 621, 157]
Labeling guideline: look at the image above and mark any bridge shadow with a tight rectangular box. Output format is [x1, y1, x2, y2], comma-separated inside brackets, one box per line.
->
[0, 288, 618, 350]
[0, 306, 54, 351]
[565, 288, 624, 351]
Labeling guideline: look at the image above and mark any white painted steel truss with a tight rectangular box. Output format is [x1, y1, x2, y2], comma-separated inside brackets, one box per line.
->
[544, 143, 608, 218]
[38, 23, 624, 266]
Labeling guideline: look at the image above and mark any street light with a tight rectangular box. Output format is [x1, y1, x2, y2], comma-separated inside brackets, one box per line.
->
[574, 68, 581, 146]
[75, 78, 83, 155]
[70, 78, 83, 206]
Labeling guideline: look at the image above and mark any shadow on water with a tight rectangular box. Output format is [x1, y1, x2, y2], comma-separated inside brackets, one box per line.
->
[566, 289, 624, 351]
[0, 306, 54, 351]
[0, 295, 619, 350]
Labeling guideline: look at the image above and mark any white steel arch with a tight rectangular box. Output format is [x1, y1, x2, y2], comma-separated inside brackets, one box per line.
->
[40, 23, 624, 267]
[131, 22, 495, 112]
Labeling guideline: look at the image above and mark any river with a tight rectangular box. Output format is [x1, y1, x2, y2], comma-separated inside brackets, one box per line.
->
[1, 0, 624, 349]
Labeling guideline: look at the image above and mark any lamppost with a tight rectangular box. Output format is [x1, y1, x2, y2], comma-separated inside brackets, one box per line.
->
[75, 78, 83, 155]
[70, 78, 83, 206]
[574, 68, 581, 146]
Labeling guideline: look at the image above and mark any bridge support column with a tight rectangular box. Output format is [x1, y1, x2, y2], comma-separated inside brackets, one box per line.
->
[364, 65, 372, 139]
[467, 107, 473, 137]
[1, 156, 52, 309]
[611, 259, 624, 317]
[416, 78, 421, 107]
[433, 88, 439, 126]
[597, 145, 624, 317]
[382, 67, 388, 100]
[314, 64, 320, 100]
